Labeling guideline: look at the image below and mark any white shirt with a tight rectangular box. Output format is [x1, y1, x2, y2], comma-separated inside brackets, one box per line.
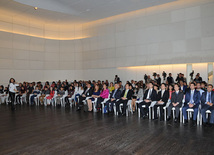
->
[146, 88, 152, 99]
[9, 83, 19, 93]
[161, 90, 165, 98]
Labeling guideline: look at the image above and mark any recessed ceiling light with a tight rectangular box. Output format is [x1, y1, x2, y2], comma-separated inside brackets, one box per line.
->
[34, 7, 38, 10]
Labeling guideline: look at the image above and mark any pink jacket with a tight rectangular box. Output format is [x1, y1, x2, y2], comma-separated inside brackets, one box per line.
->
[100, 89, 109, 99]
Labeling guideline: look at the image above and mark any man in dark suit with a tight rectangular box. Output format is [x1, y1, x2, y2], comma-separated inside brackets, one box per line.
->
[139, 82, 157, 118]
[76, 83, 93, 111]
[105, 83, 121, 113]
[115, 83, 133, 116]
[179, 80, 187, 94]
[154, 83, 169, 121]
[156, 74, 161, 86]
[167, 83, 184, 123]
[182, 82, 200, 126]
[201, 84, 214, 127]
[167, 73, 174, 85]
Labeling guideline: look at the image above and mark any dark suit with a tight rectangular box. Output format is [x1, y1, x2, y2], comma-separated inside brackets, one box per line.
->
[115, 89, 133, 114]
[182, 89, 200, 121]
[167, 91, 184, 118]
[201, 91, 214, 124]
[154, 90, 169, 120]
[139, 89, 157, 117]
[106, 89, 121, 112]
[77, 87, 93, 109]
[179, 85, 187, 94]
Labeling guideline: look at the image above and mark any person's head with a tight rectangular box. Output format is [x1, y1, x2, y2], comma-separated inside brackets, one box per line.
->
[0, 85, 3, 90]
[207, 84, 213, 92]
[60, 87, 64, 91]
[29, 83, 33, 87]
[95, 84, 99, 91]
[190, 82, 195, 90]
[135, 84, 139, 89]
[197, 73, 200, 77]
[110, 82, 113, 87]
[115, 75, 118, 78]
[157, 74, 160, 77]
[114, 83, 119, 89]
[9, 78, 15, 83]
[154, 85, 158, 90]
[196, 82, 201, 89]
[35, 86, 39, 90]
[125, 83, 130, 90]
[103, 83, 107, 89]
[161, 83, 166, 90]
[169, 73, 172, 77]
[147, 75, 150, 79]
[148, 82, 153, 89]
[180, 80, 184, 86]
[87, 83, 91, 88]
[168, 84, 173, 91]
[174, 83, 179, 91]
[129, 84, 133, 90]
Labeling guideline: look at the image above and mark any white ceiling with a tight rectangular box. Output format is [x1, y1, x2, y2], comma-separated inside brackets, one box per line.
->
[1, 0, 176, 23]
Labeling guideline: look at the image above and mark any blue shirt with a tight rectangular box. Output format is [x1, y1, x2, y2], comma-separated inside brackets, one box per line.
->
[206, 92, 212, 104]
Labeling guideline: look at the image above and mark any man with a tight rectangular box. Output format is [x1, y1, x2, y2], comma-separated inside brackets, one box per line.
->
[201, 84, 214, 127]
[115, 83, 133, 116]
[105, 83, 121, 113]
[196, 82, 205, 97]
[56, 87, 65, 106]
[26, 83, 34, 104]
[76, 83, 93, 111]
[154, 83, 169, 121]
[139, 82, 157, 118]
[167, 73, 174, 85]
[156, 74, 161, 86]
[182, 83, 200, 126]
[176, 73, 184, 83]
[179, 80, 187, 94]
[167, 83, 184, 123]
[39, 86, 50, 105]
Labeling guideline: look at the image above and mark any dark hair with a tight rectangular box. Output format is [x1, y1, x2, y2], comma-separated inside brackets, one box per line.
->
[208, 84, 213, 88]
[190, 82, 195, 86]
[174, 83, 179, 87]
[9, 78, 15, 83]
[161, 83, 166, 87]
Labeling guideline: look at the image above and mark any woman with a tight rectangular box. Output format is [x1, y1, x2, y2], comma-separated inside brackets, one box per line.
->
[9, 78, 19, 110]
[65, 85, 75, 106]
[74, 83, 84, 104]
[108, 82, 115, 94]
[16, 86, 26, 105]
[30, 86, 40, 105]
[168, 84, 174, 101]
[46, 87, 55, 105]
[131, 84, 144, 113]
[87, 84, 100, 112]
[96, 83, 109, 112]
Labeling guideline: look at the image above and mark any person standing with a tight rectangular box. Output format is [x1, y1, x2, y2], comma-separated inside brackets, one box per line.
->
[9, 78, 19, 111]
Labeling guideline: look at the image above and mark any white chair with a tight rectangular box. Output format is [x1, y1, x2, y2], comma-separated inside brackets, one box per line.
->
[182, 108, 200, 125]
[136, 100, 156, 119]
[60, 91, 68, 107]
[200, 110, 211, 126]
[101, 94, 110, 113]
[163, 100, 171, 121]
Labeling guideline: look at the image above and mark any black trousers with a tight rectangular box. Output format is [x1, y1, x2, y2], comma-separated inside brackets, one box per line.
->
[154, 103, 166, 120]
[139, 101, 151, 117]
[9, 92, 15, 110]
[16, 95, 22, 104]
[105, 99, 117, 112]
[77, 96, 86, 108]
[115, 99, 128, 114]
[65, 96, 71, 105]
[96, 97, 104, 109]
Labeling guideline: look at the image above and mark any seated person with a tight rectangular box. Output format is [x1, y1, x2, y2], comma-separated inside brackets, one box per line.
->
[39, 86, 50, 105]
[201, 84, 214, 127]
[182, 82, 200, 126]
[139, 82, 157, 118]
[87, 84, 100, 112]
[154, 83, 169, 121]
[56, 87, 65, 105]
[167, 83, 184, 123]
[26, 83, 34, 104]
[115, 83, 133, 116]
[179, 80, 187, 94]
[131, 84, 144, 113]
[65, 86, 75, 106]
[105, 83, 121, 113]
[16, 86, 26, 104]
[96, 83, 109, 111]
[30, 86, 40, 105]
[46, 87, 55, 105]
[76, 83, 93, 111]
[108, 82, 115, 94]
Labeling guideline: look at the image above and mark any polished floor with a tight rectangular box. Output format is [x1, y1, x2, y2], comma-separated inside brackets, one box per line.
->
[0, 104, 213, 155]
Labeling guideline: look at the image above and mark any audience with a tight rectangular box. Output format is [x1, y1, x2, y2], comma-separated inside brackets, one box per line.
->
[1, 72, 213, 127]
